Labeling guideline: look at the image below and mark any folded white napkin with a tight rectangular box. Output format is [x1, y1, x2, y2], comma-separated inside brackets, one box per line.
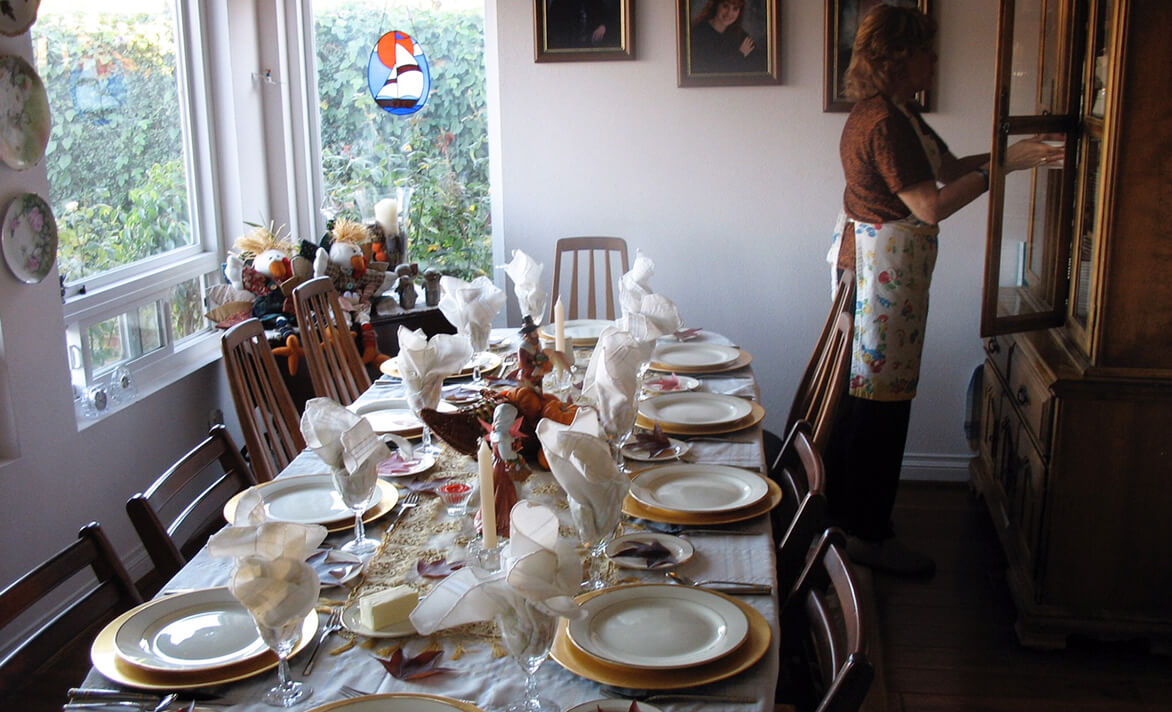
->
[300, 397, 383, 503]
[438, 276, 506, 351]
[503, 250, 547, 324]
[409, 500, 582, 635]
[618, 250, 683, 342]
[396, 326, 474, 411]
[580, 326, 650, 440]
[535, 409, 629, 547]
[207, 491, 326, 631]
[300, 397, 362, 470]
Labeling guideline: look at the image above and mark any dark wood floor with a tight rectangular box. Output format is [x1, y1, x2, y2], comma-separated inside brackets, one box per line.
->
[875, 482, 1171, 712]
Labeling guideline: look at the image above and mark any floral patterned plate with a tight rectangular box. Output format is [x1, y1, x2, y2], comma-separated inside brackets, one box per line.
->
[0, 54, 51, 170]
[2, 192, 57, 284]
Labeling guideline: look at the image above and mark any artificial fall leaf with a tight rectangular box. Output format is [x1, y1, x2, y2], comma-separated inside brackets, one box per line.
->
[613, 539, 676, 568]
[377, 648, 453, 680]
[402, 477, 454, 494]
[645, 373, 682, 391]
[378, 451, 423, 475]
[416, 557, 466, 579]
[633, 423, 674, 458]
[674, 327, 702, 341]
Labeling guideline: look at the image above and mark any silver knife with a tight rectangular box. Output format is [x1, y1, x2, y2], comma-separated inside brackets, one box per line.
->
[68, 691, 160, 704]
[700, 583, 773, 595]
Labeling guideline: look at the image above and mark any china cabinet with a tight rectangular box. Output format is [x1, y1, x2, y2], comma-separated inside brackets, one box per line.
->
[972, 0, 1172, 650]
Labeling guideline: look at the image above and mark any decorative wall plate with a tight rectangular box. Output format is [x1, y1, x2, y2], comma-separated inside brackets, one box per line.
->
[2, 192, 57, 283]
[0, 0, 41, 36]
[0, 54, 51, 169]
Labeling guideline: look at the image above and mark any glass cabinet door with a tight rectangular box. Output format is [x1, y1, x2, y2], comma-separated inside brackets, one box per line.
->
[981, 0, 1080, 337]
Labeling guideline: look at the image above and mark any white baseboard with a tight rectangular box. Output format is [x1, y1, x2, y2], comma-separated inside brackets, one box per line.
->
[901, 452, 973, 482]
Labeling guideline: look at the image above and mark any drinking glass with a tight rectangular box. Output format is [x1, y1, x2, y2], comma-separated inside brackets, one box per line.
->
[404, 379, 443, 456]
[438, 482, 472, 518]
[253, 615, 311, 707]
[331, 465, 380, 558]
[467, 324, 491, 386]
[570, 499, 622, 591]
[495, 599, 558, 712]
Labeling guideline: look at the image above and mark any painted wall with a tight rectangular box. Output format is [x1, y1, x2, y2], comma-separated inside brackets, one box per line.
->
[488, 2, 998, 479]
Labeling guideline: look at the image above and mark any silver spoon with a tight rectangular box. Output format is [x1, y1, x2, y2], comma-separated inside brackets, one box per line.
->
[599, 684, 755, 704]
[666, 570, 773, 595]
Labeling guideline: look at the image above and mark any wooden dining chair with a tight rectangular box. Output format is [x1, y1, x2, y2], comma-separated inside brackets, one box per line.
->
[293, 276, 371, 406]
[222, 318, 305, 483]
[801, 310, 852, 455]
[769, 421, 829, 598]
[126, 425, 255, 595]
[786, 270, 855, 441]
[549, 236, 630, 322]
[0, 522, 142, 708]
[776, 527, 875, 712]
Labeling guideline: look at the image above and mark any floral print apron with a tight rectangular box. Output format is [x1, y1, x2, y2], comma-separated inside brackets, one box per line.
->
[826, 100, 942, 401]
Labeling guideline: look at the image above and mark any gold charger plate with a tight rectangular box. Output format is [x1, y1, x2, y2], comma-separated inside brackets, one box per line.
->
[379, 351, 502, 380]
[622, 476, 782, 525]
[91, 601, 316, 691]
[223, 478, 398, 533]
[635, 400, 765, 436]
[648, 349, 752, 374]
[551, 584, 771, 689]
[306, 693, 485, 712]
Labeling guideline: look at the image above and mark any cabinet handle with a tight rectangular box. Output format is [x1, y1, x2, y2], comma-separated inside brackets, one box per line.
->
[986, 338, 1000, 355]
[1016, 386, 1029, 406]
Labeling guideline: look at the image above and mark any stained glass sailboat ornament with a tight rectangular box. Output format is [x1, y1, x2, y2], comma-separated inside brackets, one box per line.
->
[367, 30, 431, 116]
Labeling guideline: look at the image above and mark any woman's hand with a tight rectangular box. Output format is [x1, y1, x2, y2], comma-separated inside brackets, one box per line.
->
[1004, 137, 1065, 172]
[739, 36, 756, 57]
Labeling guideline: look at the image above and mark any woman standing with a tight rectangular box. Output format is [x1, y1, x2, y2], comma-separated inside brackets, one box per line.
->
[825, 5, 1059, 575]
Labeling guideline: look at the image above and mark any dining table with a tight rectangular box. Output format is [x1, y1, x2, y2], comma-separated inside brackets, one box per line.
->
[78, 328, 780, 712]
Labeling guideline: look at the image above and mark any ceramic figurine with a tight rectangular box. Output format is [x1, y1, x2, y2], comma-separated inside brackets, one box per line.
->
[393, 263, 418, 310]
[484, 403, 527, 538]
[516, 316, 552, 391]
[423, 268, 442, 307]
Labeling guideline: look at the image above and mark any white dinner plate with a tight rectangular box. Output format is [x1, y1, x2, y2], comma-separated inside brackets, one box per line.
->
[306, 693, 483, 712]
[383, 351, 502, 380]
[539, 319, 613, 345]
[651, 343, 740, 370]
[637, 392, 753, 428]
[349, 398, 456, 435]
[605, 532, 693, 570]
[620, 437, 690, 463]
[254, 474, 382, 525]
[629, 464, 769, 514]
[113, 588, 269, 673]
[567, 584, 749, 670]
[340, 598, 417, 638]
[642, 374, 701, 394]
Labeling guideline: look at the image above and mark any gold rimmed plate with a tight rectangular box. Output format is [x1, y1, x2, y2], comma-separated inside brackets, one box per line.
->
[648, 348, 753, 374]
[306, 693, 485, 712]
[91, 600, 316, 691]
[551, 584, 771, 690]
[223, 477, 398, 533]
[636, 396, 765, 436]
[380, 351, 502, 380]
[622, 476, 782, 526]
[538, 318, 614, 347]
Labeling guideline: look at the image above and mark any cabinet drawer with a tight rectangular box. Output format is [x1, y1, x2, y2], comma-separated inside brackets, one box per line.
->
[983, 335, 1013, 381]
[1007, 352, 1052, 450]
[979, 361, 1005, 468]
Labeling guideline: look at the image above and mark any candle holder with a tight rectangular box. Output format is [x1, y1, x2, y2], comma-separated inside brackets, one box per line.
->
[468, 537, 505, 572]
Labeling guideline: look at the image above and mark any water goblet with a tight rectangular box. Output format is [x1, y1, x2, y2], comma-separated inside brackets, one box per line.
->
[495, 599, 559, 712]
[404, 380, 443, 456]
[331, 464, 380, 558]
[570, 500, 622, 591]
[252, 612, 312, 707]
[467, 325, 491, 386]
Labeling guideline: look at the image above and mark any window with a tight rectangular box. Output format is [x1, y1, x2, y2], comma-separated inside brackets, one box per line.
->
[311, 0, 492, 280]
[31, 1, 222, 422]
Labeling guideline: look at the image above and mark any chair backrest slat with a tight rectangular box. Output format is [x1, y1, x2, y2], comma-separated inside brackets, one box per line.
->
[549, 237, 630, 322]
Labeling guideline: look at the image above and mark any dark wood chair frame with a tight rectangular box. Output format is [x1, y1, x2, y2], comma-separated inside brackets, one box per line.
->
[293, 276, 371, 406]
[770, 421, 829, 597]
[549, 236, 630, 322]
[0, 522, 142, 695]
[786, 270, 855, 444]
[222, 318, 305, 483]
[778, 527, 875, 712]
[126, 425, 255, 592]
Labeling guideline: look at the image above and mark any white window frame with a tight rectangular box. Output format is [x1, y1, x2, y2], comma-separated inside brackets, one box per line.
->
[54, 0, 226, 426]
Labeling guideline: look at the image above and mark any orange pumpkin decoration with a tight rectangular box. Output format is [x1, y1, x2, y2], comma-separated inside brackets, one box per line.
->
[505, 386, 544, 422]
[540, 393, 577, 425]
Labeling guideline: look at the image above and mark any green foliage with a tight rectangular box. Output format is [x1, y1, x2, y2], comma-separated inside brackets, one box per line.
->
[32, 11, 192, 284]
[315, 3, 491, 280]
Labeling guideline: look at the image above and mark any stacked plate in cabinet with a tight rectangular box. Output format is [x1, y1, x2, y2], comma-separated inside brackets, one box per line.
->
[90, 588, 317, 690]
[621, 463, 781, 525]
[550, 583, 771, 689]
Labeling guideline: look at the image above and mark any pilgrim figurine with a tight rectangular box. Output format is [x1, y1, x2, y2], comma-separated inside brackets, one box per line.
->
[516, 316, 552, 391]
[423, 268, 442, 307]
[393, 263, 418, 310]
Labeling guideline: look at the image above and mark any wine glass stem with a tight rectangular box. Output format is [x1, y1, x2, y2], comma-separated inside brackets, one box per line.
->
[422, 425, 433, 451]
[524, 669, 538, 706]
[276, 653, 291, 687]
[353, 509, 366, 545]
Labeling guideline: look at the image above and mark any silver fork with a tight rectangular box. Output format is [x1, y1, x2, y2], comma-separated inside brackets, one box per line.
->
[338, 686, 370, 699]
[666, 570, 773, 595]
[302, 606, 343, 675]
[385, 491, 421, 537]
[599, 684, 756, 704]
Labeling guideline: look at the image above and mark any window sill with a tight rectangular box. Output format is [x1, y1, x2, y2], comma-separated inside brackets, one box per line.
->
[74, 330, 221, 431]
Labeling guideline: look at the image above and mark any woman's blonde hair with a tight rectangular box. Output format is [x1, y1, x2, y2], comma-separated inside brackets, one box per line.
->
[844, 4, 936, 101]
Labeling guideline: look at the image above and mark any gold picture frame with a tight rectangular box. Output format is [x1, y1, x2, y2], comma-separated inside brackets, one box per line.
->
[676, 0, 782, 88]
[824, 0, 931, 112]
[534, 0, 635, 62]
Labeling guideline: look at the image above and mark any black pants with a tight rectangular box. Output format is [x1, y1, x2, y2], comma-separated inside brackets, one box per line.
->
[823, 392, 912, 542]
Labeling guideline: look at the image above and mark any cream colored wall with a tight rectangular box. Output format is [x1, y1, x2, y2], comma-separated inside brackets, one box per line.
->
[488, 1, 998, 479]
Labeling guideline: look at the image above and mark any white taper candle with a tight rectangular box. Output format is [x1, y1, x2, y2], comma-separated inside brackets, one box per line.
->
[477, 438, 497, 548]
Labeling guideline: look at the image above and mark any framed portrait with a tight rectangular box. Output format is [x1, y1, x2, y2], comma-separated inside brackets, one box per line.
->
[534, 0, 635, 62]
[824, 0, 931, 112]
[676, 0, 782, 88]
